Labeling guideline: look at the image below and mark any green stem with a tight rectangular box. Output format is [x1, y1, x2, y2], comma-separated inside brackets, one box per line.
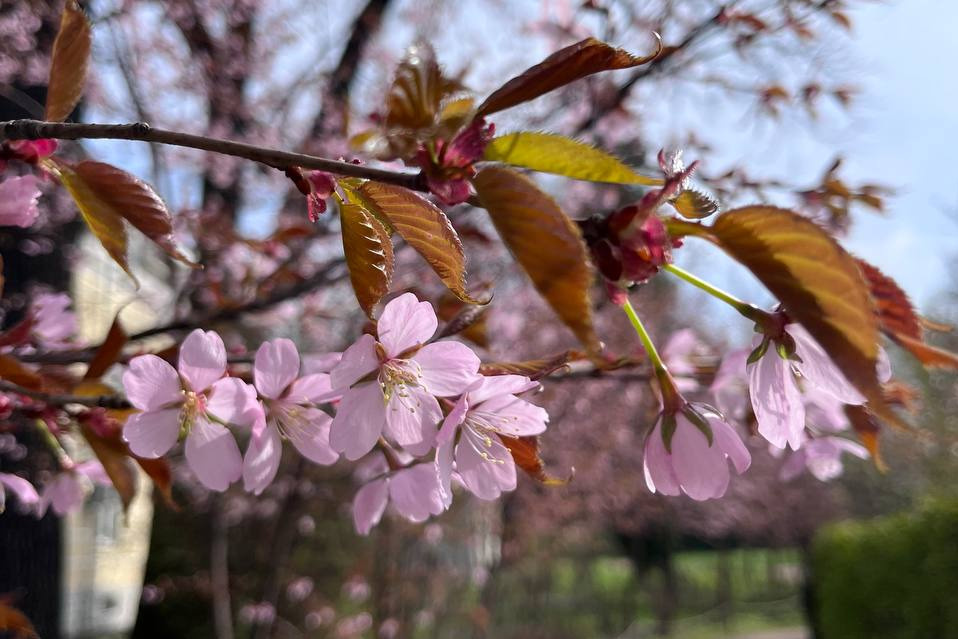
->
[663, 263, 769, 324]
[34, 419, 73, 470]
[621, 299, 683, 412]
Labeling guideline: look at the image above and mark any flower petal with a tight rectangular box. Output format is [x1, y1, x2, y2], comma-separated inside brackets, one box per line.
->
[466, 375, 539, 405]
[475, 394, 549, 437]
[254, 338, 301, 400]
[0, 175, 41, 228]
[184, 416, 242, 491]
[455, 430, 516, 500]
[0, 473, 39, 509]
[388, 463, 447, 522]
[748, 350, 805, 450]
[437, 395, 469, 446]
[302, 351, 342, 374]
[643, 420, 680, 496]
[330, 334, 379, 390]
[123, 355, 182, 411]
[788, 324, 865, 405]
[178, 329, 227, 392]
[123, 408, 181, 458]
[383, 385, 441, 448]
[353, 478, 389, 535]
[284, 407, 338, 465]
[670, 414, 730, 500]
[287, 373, 339, 404]
[206, 377, 259, 426]
[412, 341, 481, 397]
[243, 420, 282, 495]
[709, 416, 751, 475]
[329, 382, 386, 461]
[377, 293, 437, 357]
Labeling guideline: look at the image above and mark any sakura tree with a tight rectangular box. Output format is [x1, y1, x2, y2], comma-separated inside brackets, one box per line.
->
[1, 1, 955, 636]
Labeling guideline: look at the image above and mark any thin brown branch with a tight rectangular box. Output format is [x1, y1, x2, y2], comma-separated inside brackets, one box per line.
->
[0, 119, 426, 192]
[0, 380, 130, 409]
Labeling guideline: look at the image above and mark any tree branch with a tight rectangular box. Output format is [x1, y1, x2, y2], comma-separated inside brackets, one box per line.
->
[0, 119, 426, 192]
[0, 380, 130, 409]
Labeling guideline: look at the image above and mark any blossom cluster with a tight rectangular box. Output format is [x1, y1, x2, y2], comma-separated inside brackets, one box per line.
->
[118, 293, 549, 534]
[0, 138, 57, 228]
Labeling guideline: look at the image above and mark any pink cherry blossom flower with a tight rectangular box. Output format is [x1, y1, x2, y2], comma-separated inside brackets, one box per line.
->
[36, 460, 111, 517]
[662, 329, 704, 392]
[122, 329, 257, 491]
[243, 338, 340, 495]
[779, 434, 868, 482]
[0, 175, 41, 228]
[329, 293, 480, 460]
[643, 404, 751, 501]
[352, 461, 451, 535]
[29, 292, 76, 346]
[7, 138, 58, 163]
[435, 375, 548, 500]
[708, 348, 749, 425]
[747, 323, 866, 450]
[0, 472, 39, 514]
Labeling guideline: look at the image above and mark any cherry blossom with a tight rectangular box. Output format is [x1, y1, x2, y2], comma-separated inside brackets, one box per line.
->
[122, 329, 257, 491]
[708, 348, 749, 425]
[305, 170, 337, 222]
[643, 403, 751, 501]
[435, 375, 548, 500]
[329, 293, 480, 460]
[662, 328, 704, 392]
[29, 291, 76, 346]
[352, 461, 451, 535]
[779, 434, 869, 482]
[242, 338, 340, 495]
[36, 460, 111, 517]
[0, 175, 41, 228]
[0, 471, 39, 514]
[415, 118, 494, 205]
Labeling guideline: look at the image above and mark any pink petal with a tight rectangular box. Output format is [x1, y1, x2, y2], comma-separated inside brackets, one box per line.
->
[435, 439, 455, 505]
[388, 463, 447, 522]
[283, 406, 338, 465]
[206, 377, 259, 426]
[383, 385, 441, 448]
[377, 293, 437, 357]
[455, 430, 516, 500]
[748, 350, 805, 450]
[476, 394, 549, 437]
[45, 474, 85, 517]
[465, 375, 538, 405]
[178, 329, 227, 392]
[643, 420, 680, 496]
[123, 355, 183, 411]
[876, 347, 892, 383]
[437, 395, 469, 446]
[287, 373, 339, 404]
[330, 334, 379, 390]
[709, 416, 751, 475]
[75, 460, 112, 486]
[302, 351, 342, 374]
[185, 416, 242, 491]
[0, 175, 41, 228]
[243, 421, 282, 495]
[0, 473, 39, 509]
[804, 386, 849, 432]
[353, 479, 388, 535]
[329, 382, 386, 460]
[413, 341, 481, 397]
[787, 324, 865, 405]
[670, 414, 730, 500]
[779, 449, 809, 481]
[254, 338, 301, 400]
[123, 408, 181, 458]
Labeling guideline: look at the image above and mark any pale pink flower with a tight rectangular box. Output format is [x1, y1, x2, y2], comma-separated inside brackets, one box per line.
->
[780, 434, 868, 482]
[0, 472, 39, 514]
[662, 328, 703, 392]
[643, 404, 751, 501]
[0, 175, 41, 227]
[708, 348, 749, 424]
[243, 338, 340, 495]
[122, 329, 257, 491]
[352, 461, 452, 535]
[7, 139, 57, 163]
[747, 323, 866, 450]
[329, 293, 481, 460]
[36, 460, 110, 517]
[30, 292, 76, 345]
[435, 375, 548, 500]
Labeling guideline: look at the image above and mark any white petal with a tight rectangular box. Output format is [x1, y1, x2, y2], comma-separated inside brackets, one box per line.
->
[123, 409, 181, 458]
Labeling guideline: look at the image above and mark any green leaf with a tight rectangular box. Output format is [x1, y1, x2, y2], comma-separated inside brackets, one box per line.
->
[708, 206, 905, 429]
[473, 167, 600, 354]
[476, 36, 660, 117]
[45, 0, 91, 122]
[340, 203, 394, 317]
[356, 181, 479, 304]
[483, 132, 660, 185]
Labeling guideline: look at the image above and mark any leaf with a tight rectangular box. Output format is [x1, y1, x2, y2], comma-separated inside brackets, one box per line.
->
[500, 436, 572, 485]
[890, 334, 958, 369]
[476, 36, 661, 117]
[136, 456, 176, 509]
[385, 41, 443, 130]
[356, 181, 479, 303]
[79, 419, 137, 511]
[0, 599, 38, 639]
[479, 350, 584, 380]
[0, 354, 42, 390]
[72, 161, 197, 266]
[483, 132, 659, 185]
[340, 203, 394, 317]
[473, 167, 600, 353]
[708, 207, 904, 429]
[45, 0, 91, 122]
[844, 405, 886, 472]
[672, 189, 719, 219]
[83, 315, 128, 380]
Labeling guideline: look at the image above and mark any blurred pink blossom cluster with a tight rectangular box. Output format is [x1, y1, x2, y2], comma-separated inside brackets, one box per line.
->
[0, 138, 56, 228]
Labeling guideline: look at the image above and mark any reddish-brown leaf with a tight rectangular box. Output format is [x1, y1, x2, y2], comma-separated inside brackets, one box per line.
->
[893, 334, 958, 369]
[856, 258, 922, 340]
[83, 315, 128, 380]
[480, 350, 584, 380]
[0, 599, 38, 639]
[385, 41, 444, 130]
[136, 456, 176, 509]
[341, 203, 394, 317]
[79, 420, 137, 511]
[501, 436, 571, 485]
[709, 207, 905, 429]
[474, 167, 600, 354]
[44, 0, 91, 122]
[844, 405, 886, 472]
[476, 37, 660, 117]
[0, 354, 42, 390]
[357, 181, 479, 303]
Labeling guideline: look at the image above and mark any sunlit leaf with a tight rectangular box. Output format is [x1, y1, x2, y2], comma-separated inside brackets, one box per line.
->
[83, 315, 128, 380]
[0, 354, 42, 390]
[845, 405, 886, 472]
[44, 0, 91, 122]
[341, 203, 394, 317]
[479, 350, 584, 380]
[501, 435, 572, 485]
[672, 189, 719, 219]
[476, 36, 661, 117]
[0, 599, 38, 639]
[708, 206, 904, 429]
[483, 132, 659, 185]
[385, 41, 443, 130]
[356, 181, 479, 303]
[78, 418, 137, 511]
[474, 167, 600, 353]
